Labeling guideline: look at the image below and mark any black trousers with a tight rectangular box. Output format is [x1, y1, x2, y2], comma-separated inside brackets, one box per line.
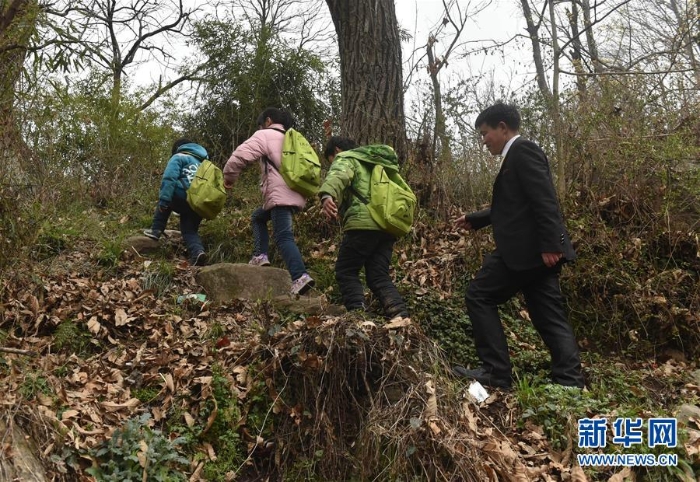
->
[335, 230, 408, 317]
[151, 196, 204, 262]
[465, 253, 584, 387]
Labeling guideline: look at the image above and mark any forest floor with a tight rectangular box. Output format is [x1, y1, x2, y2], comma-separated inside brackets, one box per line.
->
[0, 206, 698, 481]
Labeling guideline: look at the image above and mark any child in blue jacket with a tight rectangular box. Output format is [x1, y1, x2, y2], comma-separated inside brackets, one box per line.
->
[144, 138, 208, 266]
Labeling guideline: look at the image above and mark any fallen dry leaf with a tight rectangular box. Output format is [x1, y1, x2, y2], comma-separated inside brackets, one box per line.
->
[684, 428, 700, 457]
[184, 412, 195, 428]
[203, 442, 217, 461]
[162, 373, 175, 393]
[137, 439, 148, 468]
[384, 317, 411, 329]
[114, 308, 129, 326]
[428, 420, 441, 435]
[61, 410, 80, 421]
[608, 466, 633, 482]
[100, 398, 140, 412]
[570, 465, 589, 481]
[87, 316, 101, 334]
[424, 379, 438, 419]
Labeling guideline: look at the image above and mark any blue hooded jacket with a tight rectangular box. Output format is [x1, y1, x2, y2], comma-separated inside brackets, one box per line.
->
[158, 143, 208, 207]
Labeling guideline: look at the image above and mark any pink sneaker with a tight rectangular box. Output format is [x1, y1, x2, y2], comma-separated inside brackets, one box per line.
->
[249, 254, 270, 266]
[291, 273, 315, 295]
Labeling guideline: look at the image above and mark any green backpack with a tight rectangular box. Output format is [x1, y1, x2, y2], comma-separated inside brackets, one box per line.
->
[186, 159, 226, 220]
[349, 146, 417, 237]
[266, 128, 322, 198]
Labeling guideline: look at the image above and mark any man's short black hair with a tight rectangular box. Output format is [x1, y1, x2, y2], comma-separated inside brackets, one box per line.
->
[172, 138, 194, 155]
[474, 102, 521, 131]
[323, 136, 359, 160]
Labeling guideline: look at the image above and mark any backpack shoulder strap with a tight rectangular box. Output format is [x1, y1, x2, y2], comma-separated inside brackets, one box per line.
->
[178, 150, 207, 162]
[262, 127, 286, 174]
[177, 153, 206, 190]
[349, 184, 369, 205]
[346, 157, 373, 205]
[263, 156, 279, 175]
[265, 127, 286, 135]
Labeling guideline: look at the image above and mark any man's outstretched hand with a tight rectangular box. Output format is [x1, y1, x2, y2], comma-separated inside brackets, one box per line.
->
[454, 215, 473, 231]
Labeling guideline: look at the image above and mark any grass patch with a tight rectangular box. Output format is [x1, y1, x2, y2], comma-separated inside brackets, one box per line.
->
[200, 363, 246, 479]
[53, 320, 95, 356]
[141, 260, 175, 297]
[95, 238, 124, 269]
[31, 224, 76, 260]
[20, 372, 52, 400]
[133, 386, 161, 404]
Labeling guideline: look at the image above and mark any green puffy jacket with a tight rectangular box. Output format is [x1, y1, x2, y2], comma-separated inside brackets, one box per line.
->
[319, 145, 400, 232]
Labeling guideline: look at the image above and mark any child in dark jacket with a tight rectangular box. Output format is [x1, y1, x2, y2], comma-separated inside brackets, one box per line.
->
[319, 137, 409, 319]
[144, 138, 208, 266]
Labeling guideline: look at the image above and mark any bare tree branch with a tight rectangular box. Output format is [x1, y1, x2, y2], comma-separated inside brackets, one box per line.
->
[138, 71, 194, 111]
[560, 66, 698, 75]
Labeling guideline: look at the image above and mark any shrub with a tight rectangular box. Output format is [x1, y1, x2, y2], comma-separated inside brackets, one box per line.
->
[87, 413, 189, 481]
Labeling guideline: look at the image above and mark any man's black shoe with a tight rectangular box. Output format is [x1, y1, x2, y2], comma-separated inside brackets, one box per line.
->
[452, 365, 511, 389]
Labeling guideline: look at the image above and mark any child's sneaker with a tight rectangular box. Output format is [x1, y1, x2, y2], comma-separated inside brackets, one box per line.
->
[191, 252, 207, 266]
[249, 254, 270, 266]
[291, 273, 315, 295]
[143, 229, 162, 240]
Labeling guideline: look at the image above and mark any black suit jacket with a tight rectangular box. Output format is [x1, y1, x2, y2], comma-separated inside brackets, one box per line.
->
[466, 137, 575, 271]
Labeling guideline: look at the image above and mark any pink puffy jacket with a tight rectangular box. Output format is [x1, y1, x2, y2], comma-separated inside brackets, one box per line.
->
[223, 123, 306, 211]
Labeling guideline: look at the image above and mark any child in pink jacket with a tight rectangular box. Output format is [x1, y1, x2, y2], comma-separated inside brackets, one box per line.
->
[223, 107, 315, 295]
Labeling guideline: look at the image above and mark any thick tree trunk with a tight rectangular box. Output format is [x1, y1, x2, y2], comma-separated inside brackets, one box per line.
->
[325, 0, 406, 161]
[0, 0, 37, 183]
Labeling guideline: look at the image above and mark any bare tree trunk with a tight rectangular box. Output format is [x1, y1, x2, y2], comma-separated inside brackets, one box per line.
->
[569, 0, 587, 93]
[670, 0, 700, 87]
[696, 0, 700, 52]
[325, 0, 406, 161]
[426, 36, 450, 216]
[427, 37, 450, 163]
[520, 0, 552, 102]
[580, 0, 602, 73]
[549, 0, 566, 198]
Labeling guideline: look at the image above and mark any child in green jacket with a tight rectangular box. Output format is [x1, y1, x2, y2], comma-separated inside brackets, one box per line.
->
[319, 137, 408, 319]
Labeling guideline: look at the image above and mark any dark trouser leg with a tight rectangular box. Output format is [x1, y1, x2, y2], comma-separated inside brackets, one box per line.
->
[522, 269, 585, 387]
[364, 232, 407, 318]
[465, 254, 520, 379]
[172, 197, 204, 259]
[335, 231, 373, 311]
[151, 203, 172, 232]
[251, 207, 271, 256]
[270, 207, 306, 281]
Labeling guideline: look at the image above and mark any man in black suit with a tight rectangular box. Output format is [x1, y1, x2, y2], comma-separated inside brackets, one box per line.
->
[453, 102, 585, 389]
